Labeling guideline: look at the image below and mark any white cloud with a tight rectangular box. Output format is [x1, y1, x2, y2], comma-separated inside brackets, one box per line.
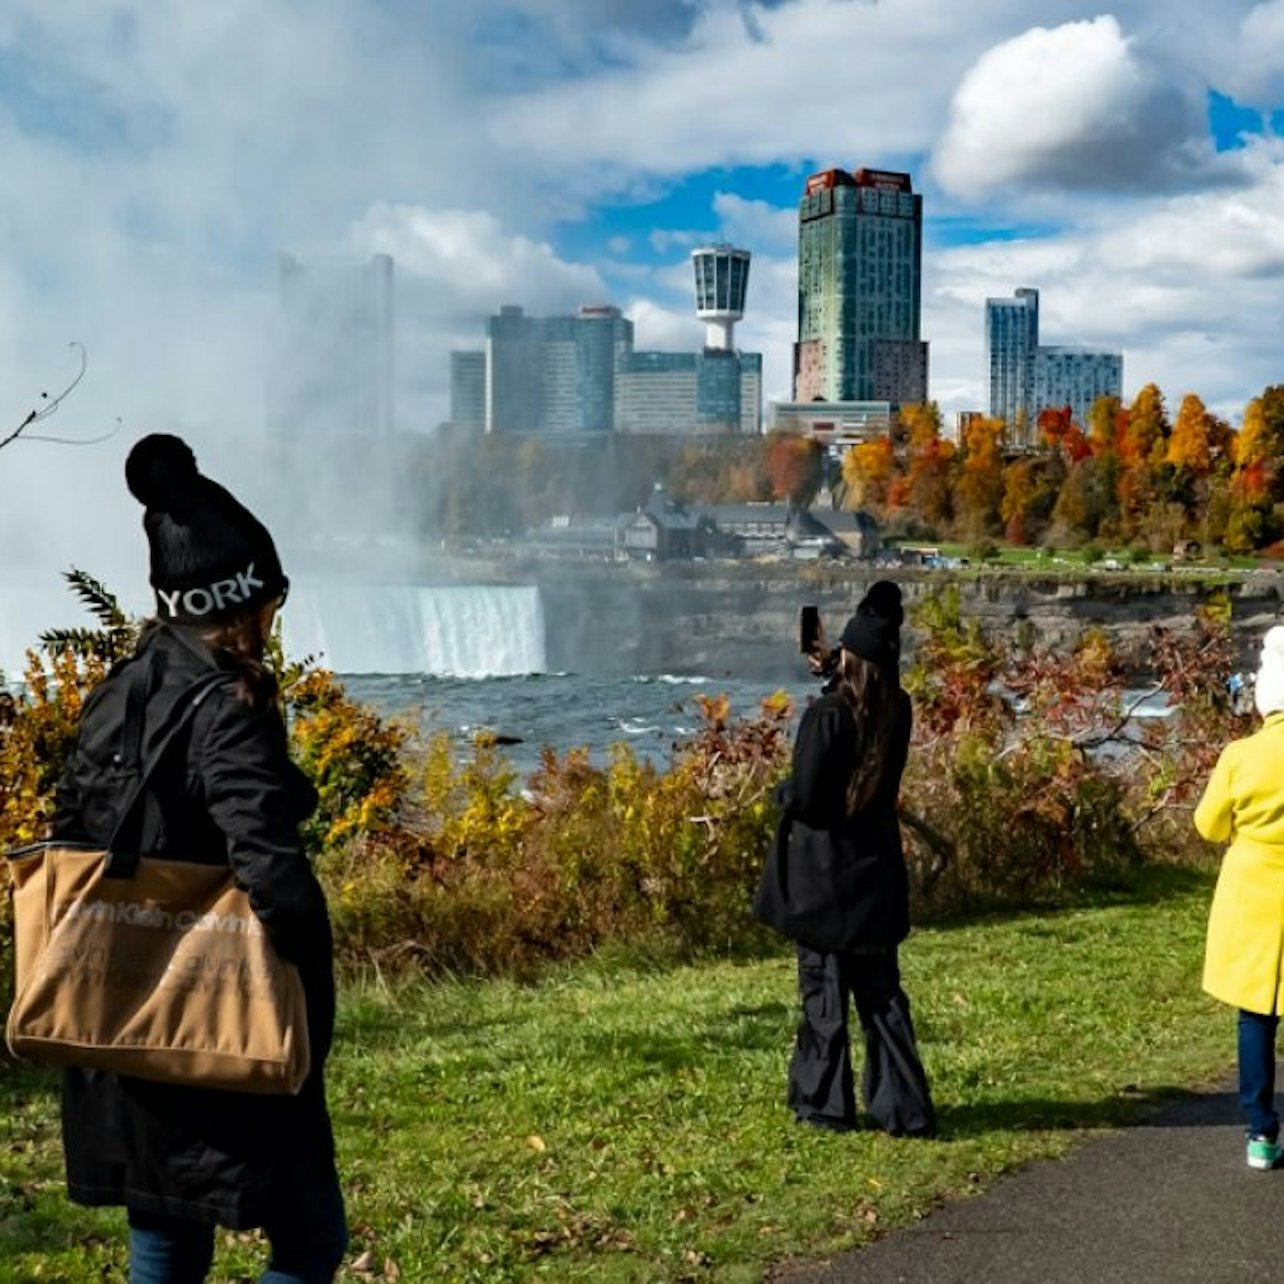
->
[1217, 0, 1284, 104]
[933, 15, 1234, 198]
[711, 192, 796, 252]
[347, 204, 607, 316]
[625, 297, 703, 351]
[492, 0, 995, 178]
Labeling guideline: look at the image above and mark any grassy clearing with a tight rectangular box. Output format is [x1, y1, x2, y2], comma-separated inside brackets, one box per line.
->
[0, 868, 1233, 1283]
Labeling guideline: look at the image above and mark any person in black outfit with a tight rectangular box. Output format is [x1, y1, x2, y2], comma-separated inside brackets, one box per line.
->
[52, 434, 347, 1283]
[769, 582, 935, 1136]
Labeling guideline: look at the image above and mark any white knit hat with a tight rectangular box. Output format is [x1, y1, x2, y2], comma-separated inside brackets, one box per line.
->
[1255, 625, 1284, 718]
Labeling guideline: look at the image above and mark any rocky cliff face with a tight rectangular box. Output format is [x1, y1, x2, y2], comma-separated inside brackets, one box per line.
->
[496, 560, 1283, 679]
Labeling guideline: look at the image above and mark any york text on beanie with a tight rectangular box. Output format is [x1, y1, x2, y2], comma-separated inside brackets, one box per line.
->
[155, 564, 266, 620]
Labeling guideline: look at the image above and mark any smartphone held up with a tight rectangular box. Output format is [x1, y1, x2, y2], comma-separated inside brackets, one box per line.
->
[799, 605, 821, 655]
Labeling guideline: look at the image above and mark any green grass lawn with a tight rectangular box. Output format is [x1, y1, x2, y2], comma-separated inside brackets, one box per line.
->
[0, 868, 1234, 1282]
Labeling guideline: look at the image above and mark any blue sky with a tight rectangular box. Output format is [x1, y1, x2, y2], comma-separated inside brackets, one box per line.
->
[1, 0, 1284, 483]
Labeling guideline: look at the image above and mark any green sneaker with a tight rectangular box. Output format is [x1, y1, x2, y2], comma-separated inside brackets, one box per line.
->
[1247, 1135, 1281, 1170]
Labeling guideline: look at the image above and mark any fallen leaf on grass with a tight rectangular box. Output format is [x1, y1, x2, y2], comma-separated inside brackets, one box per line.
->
[526, 1134, 547, 1152]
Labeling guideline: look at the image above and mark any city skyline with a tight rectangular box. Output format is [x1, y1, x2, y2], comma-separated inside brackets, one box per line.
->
[0, 2, 1281, 460]
[459, 243, 763, 437]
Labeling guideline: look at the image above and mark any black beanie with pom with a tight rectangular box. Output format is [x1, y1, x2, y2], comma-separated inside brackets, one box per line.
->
[838, 580, 904, 668]
[125, 434, 287, 625]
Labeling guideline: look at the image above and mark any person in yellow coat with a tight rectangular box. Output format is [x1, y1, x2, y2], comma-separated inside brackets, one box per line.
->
[1197, 624, 1284, 1170]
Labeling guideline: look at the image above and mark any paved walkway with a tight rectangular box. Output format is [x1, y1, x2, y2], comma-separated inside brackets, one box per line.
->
[773, 1083, 1279, 1283]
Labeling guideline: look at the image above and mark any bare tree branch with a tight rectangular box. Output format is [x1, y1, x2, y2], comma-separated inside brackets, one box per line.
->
[0, 343, 116, 452]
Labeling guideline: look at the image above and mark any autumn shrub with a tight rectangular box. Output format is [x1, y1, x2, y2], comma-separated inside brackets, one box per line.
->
[899, 586, 1242, 917]
[0, 648, 107, 1016]
[321, 694, 793, 978]
[286, 668, 410, 855]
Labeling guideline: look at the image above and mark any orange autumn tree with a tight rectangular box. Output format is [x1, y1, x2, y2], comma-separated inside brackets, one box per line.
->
[1166, 393, 1231, 477]
[765, 432, 824, 508]
[1087, 394, 1125, 459]
[901, 402, 954, 532]
[1039, 406, 1091, 463]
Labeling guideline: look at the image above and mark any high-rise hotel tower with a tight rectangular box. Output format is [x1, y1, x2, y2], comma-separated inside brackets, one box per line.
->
[793, 167, 927, 405]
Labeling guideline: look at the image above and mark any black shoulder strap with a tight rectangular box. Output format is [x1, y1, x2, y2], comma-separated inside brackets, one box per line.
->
[104, 666, 234, 878]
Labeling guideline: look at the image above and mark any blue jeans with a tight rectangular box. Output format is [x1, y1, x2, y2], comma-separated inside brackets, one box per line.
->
[128, 1176, 347, 1284]
[1238, 1009, 1280, 1140]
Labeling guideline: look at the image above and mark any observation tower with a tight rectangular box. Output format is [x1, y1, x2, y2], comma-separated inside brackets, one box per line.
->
[691, 244, 750, 351]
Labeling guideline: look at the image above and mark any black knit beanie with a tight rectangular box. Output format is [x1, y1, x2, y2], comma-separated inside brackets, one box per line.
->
[125, 434, 287, 625]
[839, 580, 903, 667]
[839, 613, 899, 667]
[857, 579, 904, 627]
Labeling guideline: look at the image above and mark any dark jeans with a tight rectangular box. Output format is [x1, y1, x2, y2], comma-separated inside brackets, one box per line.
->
[788, 945, 935, 1136]
[1239, 1008, 1280, 1140]
[127, 1174, 348, 1284]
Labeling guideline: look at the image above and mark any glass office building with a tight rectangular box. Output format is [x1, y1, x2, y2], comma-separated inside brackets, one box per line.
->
[986, 288, 1122, 443]
[1034, 347, 1123, 430]
[986, 288, 1041, 445]
[485, 304, 634, 434]
[615, 349, 762, 435]
[449, 350, 485, 431]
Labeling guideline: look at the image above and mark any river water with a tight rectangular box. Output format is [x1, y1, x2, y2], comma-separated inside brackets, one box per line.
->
[2, 573, 1174, 782]
[344, 671, 818, 780]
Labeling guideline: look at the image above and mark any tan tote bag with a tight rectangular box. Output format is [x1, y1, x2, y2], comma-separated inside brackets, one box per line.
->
[5, 666, 310, 1095]
[7, 843, 310, 1094]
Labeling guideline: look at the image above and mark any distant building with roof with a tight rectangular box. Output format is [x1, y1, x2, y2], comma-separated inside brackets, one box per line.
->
[611, 486, 880, 562]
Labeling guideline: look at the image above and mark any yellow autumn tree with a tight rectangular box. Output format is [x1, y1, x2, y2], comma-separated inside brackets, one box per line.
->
[1166, 393, 1216, 475]
[1124, 383, 1170, 465]
[955, 415, 1005, 541]
[841, 437, 896, 514]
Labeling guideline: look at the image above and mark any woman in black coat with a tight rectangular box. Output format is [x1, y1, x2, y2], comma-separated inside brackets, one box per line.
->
[52, 435, 346, 1283]
[764, 584, 935, 1136]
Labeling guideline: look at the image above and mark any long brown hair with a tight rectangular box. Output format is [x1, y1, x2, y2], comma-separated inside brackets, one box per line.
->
[834, 647, 898, 816]
[200, 610, 279, 711]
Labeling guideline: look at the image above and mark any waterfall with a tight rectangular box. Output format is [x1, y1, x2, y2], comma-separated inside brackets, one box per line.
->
[281, 583, 546, 676]
[0, 578, 546, 680]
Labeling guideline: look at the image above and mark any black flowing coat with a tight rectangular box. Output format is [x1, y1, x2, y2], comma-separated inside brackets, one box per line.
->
[51, 624, 337, 1229]
[755, 688, 912, 952]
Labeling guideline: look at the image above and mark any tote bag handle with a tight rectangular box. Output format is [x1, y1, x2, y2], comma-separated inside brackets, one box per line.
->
[104, 657, 232, 878]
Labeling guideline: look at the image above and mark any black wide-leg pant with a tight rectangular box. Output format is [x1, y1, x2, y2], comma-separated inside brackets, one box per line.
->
[787, 945, 935, 1136]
